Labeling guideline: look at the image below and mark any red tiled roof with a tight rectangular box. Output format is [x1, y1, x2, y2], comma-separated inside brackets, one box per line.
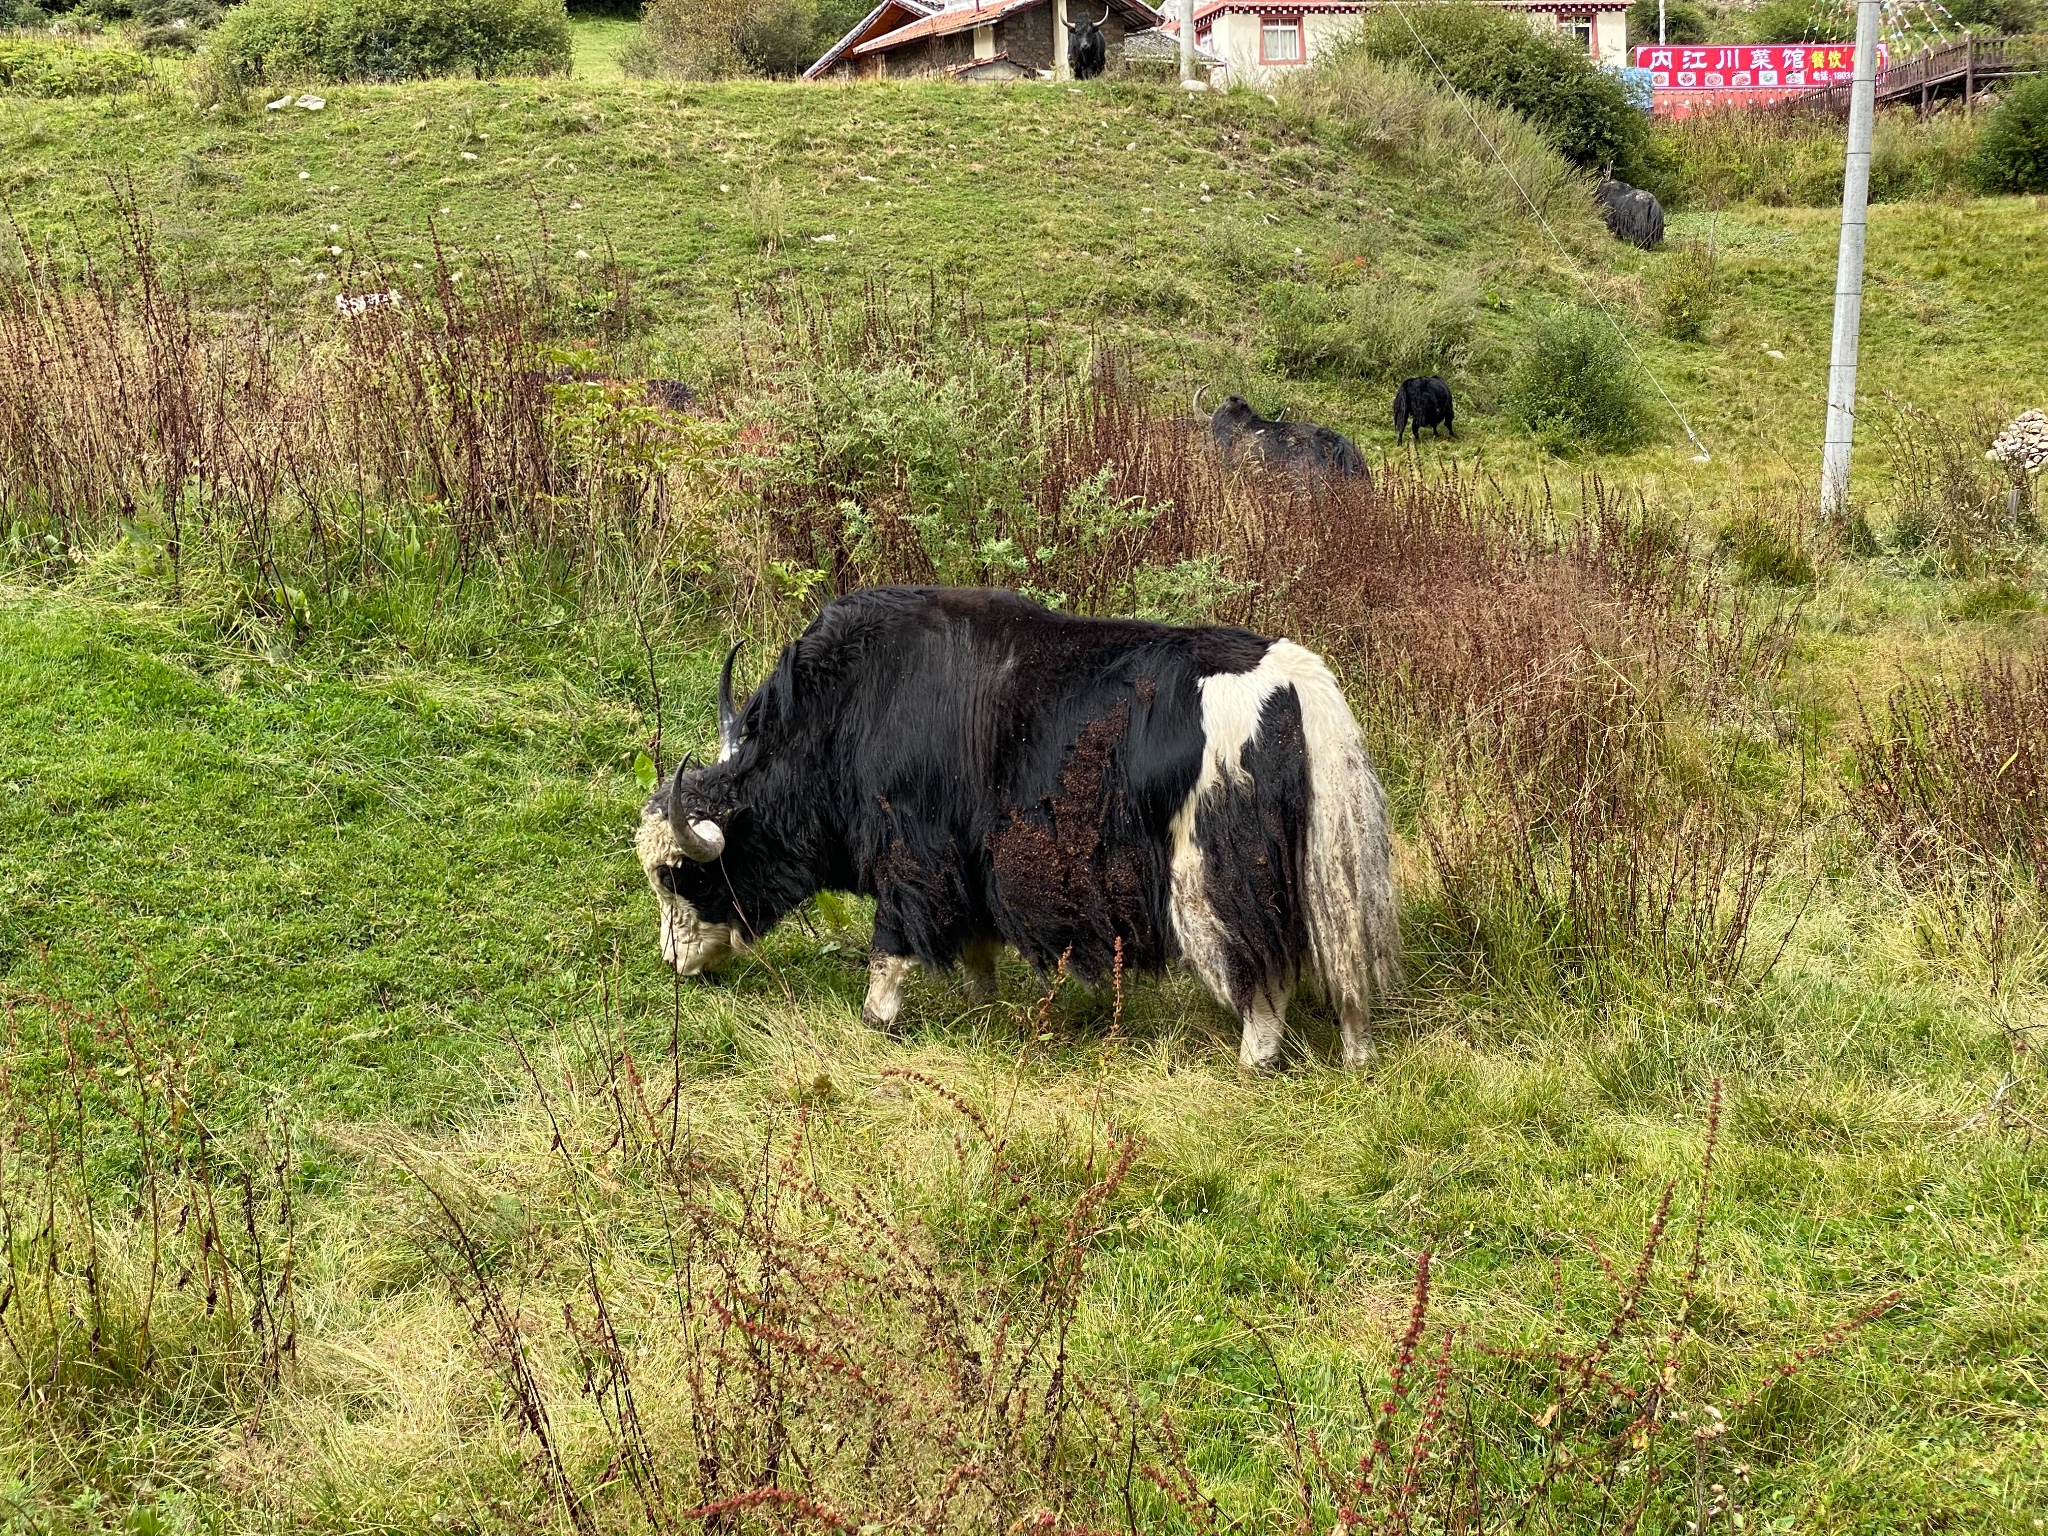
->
[854, 0, 1036, 54]
[803, 0, 938, 76]
[855, 0, 1160, 55]
[1166, 0, 1623, 24]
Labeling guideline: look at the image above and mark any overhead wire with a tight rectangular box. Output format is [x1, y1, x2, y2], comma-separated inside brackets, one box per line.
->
[1386, 1, 1714, 461]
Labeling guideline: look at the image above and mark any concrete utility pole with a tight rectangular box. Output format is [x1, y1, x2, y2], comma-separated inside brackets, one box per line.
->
[1054, 0, 1069, 79]
[1181, 0, 1195, 80]
[1820, 0, 1883, 519]
[1658, 0, 1666, 44]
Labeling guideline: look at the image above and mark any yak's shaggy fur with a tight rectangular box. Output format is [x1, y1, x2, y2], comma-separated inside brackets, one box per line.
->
[639, 587, 1399, 1068]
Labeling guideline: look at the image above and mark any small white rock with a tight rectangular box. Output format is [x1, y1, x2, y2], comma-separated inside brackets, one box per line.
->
[268, 94, 293, 111]
[460, 151, 478, 161]
[295, 94, 325, 111]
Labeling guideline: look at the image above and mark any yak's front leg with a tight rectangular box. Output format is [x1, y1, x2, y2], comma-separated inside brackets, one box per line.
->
[863, 952, 918, 1033]
[961, 938, 1001, 1006]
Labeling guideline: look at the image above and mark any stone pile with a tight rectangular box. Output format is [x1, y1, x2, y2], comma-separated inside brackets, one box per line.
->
[1987, 409, 2048, 477]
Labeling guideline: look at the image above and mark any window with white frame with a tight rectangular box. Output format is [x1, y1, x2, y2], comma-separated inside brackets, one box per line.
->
[1558, 14, 1594, 50]
[1261, 17, 1303, 62]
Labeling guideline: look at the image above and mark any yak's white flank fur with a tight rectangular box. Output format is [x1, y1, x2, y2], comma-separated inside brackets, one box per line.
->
[635, 812, 745, 975]
[1167, 640, 1400, 1070]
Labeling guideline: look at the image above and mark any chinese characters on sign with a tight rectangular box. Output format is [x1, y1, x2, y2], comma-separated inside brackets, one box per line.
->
[1632, 42, 1885, 90]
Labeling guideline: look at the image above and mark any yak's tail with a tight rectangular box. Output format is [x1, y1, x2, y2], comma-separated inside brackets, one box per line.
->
[1264, 642, 1402, 1025]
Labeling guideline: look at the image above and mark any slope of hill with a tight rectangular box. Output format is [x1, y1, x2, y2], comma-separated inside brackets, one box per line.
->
[3, 65, 2041, 491]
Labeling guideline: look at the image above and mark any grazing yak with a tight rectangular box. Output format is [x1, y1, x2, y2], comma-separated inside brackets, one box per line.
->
[1066, 6, 1109, 79]
[1198, 388, 1368, 479]
[1595, 175, 1665, 249]
[1393, 376, 1455, 444]
[637, 587, 1400, 1070]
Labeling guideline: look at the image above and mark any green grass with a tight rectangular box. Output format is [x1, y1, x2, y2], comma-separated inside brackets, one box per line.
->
[2, 565, 2044, 1531]
[569, 14, 641, 82]
[1, 66, 2041, 493]
[3, 56, 2048, 1536]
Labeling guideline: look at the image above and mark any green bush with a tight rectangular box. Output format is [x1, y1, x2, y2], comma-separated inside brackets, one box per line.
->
[209, 0, 571, 82]
[1721, 509, 1816, 586]
[0, 37, 151, 95]
[1656, 242, 1718, 341]
[1968, 77, 2048, 194]
[1360, 1, 1653, 181]
[1503, 309, 1652, 453]
[1746, 0, 1848, 42]
[1627, 0, 1710, 46]
[1944, 0, 2041, 35]
[1260, 272, 1479, 386]
[640, 0, 849, 77]
[1651, 105, 1977, 208]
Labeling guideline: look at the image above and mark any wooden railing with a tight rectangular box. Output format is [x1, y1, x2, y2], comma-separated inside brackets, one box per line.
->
[1804, 32, 2024, 113]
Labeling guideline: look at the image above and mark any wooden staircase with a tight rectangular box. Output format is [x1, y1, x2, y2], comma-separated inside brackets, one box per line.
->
[1807, 33, 2028, 114]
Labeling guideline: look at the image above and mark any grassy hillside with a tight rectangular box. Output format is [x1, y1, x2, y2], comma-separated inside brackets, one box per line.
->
[2, 62, 2042, 495]
[3, 38, 2047, 1536]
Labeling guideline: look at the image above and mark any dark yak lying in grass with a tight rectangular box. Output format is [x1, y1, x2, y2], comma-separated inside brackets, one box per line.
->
[637, 587, 1400, 1069]
[1198, 388, 1368, 479]
[1394, 375, 1456, 444]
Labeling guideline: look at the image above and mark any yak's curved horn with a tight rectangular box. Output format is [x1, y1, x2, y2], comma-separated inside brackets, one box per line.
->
[664, 762, 726, 862]
[1099, 5, 1109, 22]
[1192, 384, 1210, 415]
[717, 641, 743, 763]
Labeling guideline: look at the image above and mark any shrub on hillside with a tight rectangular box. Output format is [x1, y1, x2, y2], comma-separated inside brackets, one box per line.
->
[1652, 104, 1977, 207]
[1944, 0, 2041, 34]
[1281, 45, 1592, 224]
[209, 0, 571, 82]
[1360, 1, 1654, 182]
[1968, 77, 2048, 195]
[1656, 240, 1718, 340]
[1504, 309, 1652, 452]
[640, 0, 839, 77]
[0, 36, 150, 95]
[1746, 0, 1847, 42]
[1628, 0, 1710, 46]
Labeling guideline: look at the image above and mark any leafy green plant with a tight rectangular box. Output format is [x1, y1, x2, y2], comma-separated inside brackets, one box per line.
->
[1628, 0, 1710, 45]
[1657, 239, 1719, 341]
[1360, 0, 1654, 182]
[0, 36, 150, 97]
[1968, 76, 2048, 195]
[1746, 0, 1846, 43]
[1721, 507, 1817, 586]
[641, 0, 828, 78]
[1503, 308, 1652, 453]
[208, 0, 572, 83]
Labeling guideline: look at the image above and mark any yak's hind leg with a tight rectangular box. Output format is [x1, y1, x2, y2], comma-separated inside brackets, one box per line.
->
[1238, 991, 1291, 1071]
[1339, 1003, 1377, 1069]
[863, 953, 917, 1033]
[961, 938, 1001, 1005]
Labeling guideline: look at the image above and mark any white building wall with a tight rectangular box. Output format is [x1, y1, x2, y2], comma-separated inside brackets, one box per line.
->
[1205, 3, 1624, 85]
[1593, 9, 1626, 67]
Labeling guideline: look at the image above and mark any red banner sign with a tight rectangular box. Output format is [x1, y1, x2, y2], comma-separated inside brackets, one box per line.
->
[1633, 42, 1885, 89]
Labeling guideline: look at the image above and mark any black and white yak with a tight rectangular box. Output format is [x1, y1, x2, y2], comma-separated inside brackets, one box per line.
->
[1197, 388, 1368, 480]
[636, 587, 1400, 1069]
